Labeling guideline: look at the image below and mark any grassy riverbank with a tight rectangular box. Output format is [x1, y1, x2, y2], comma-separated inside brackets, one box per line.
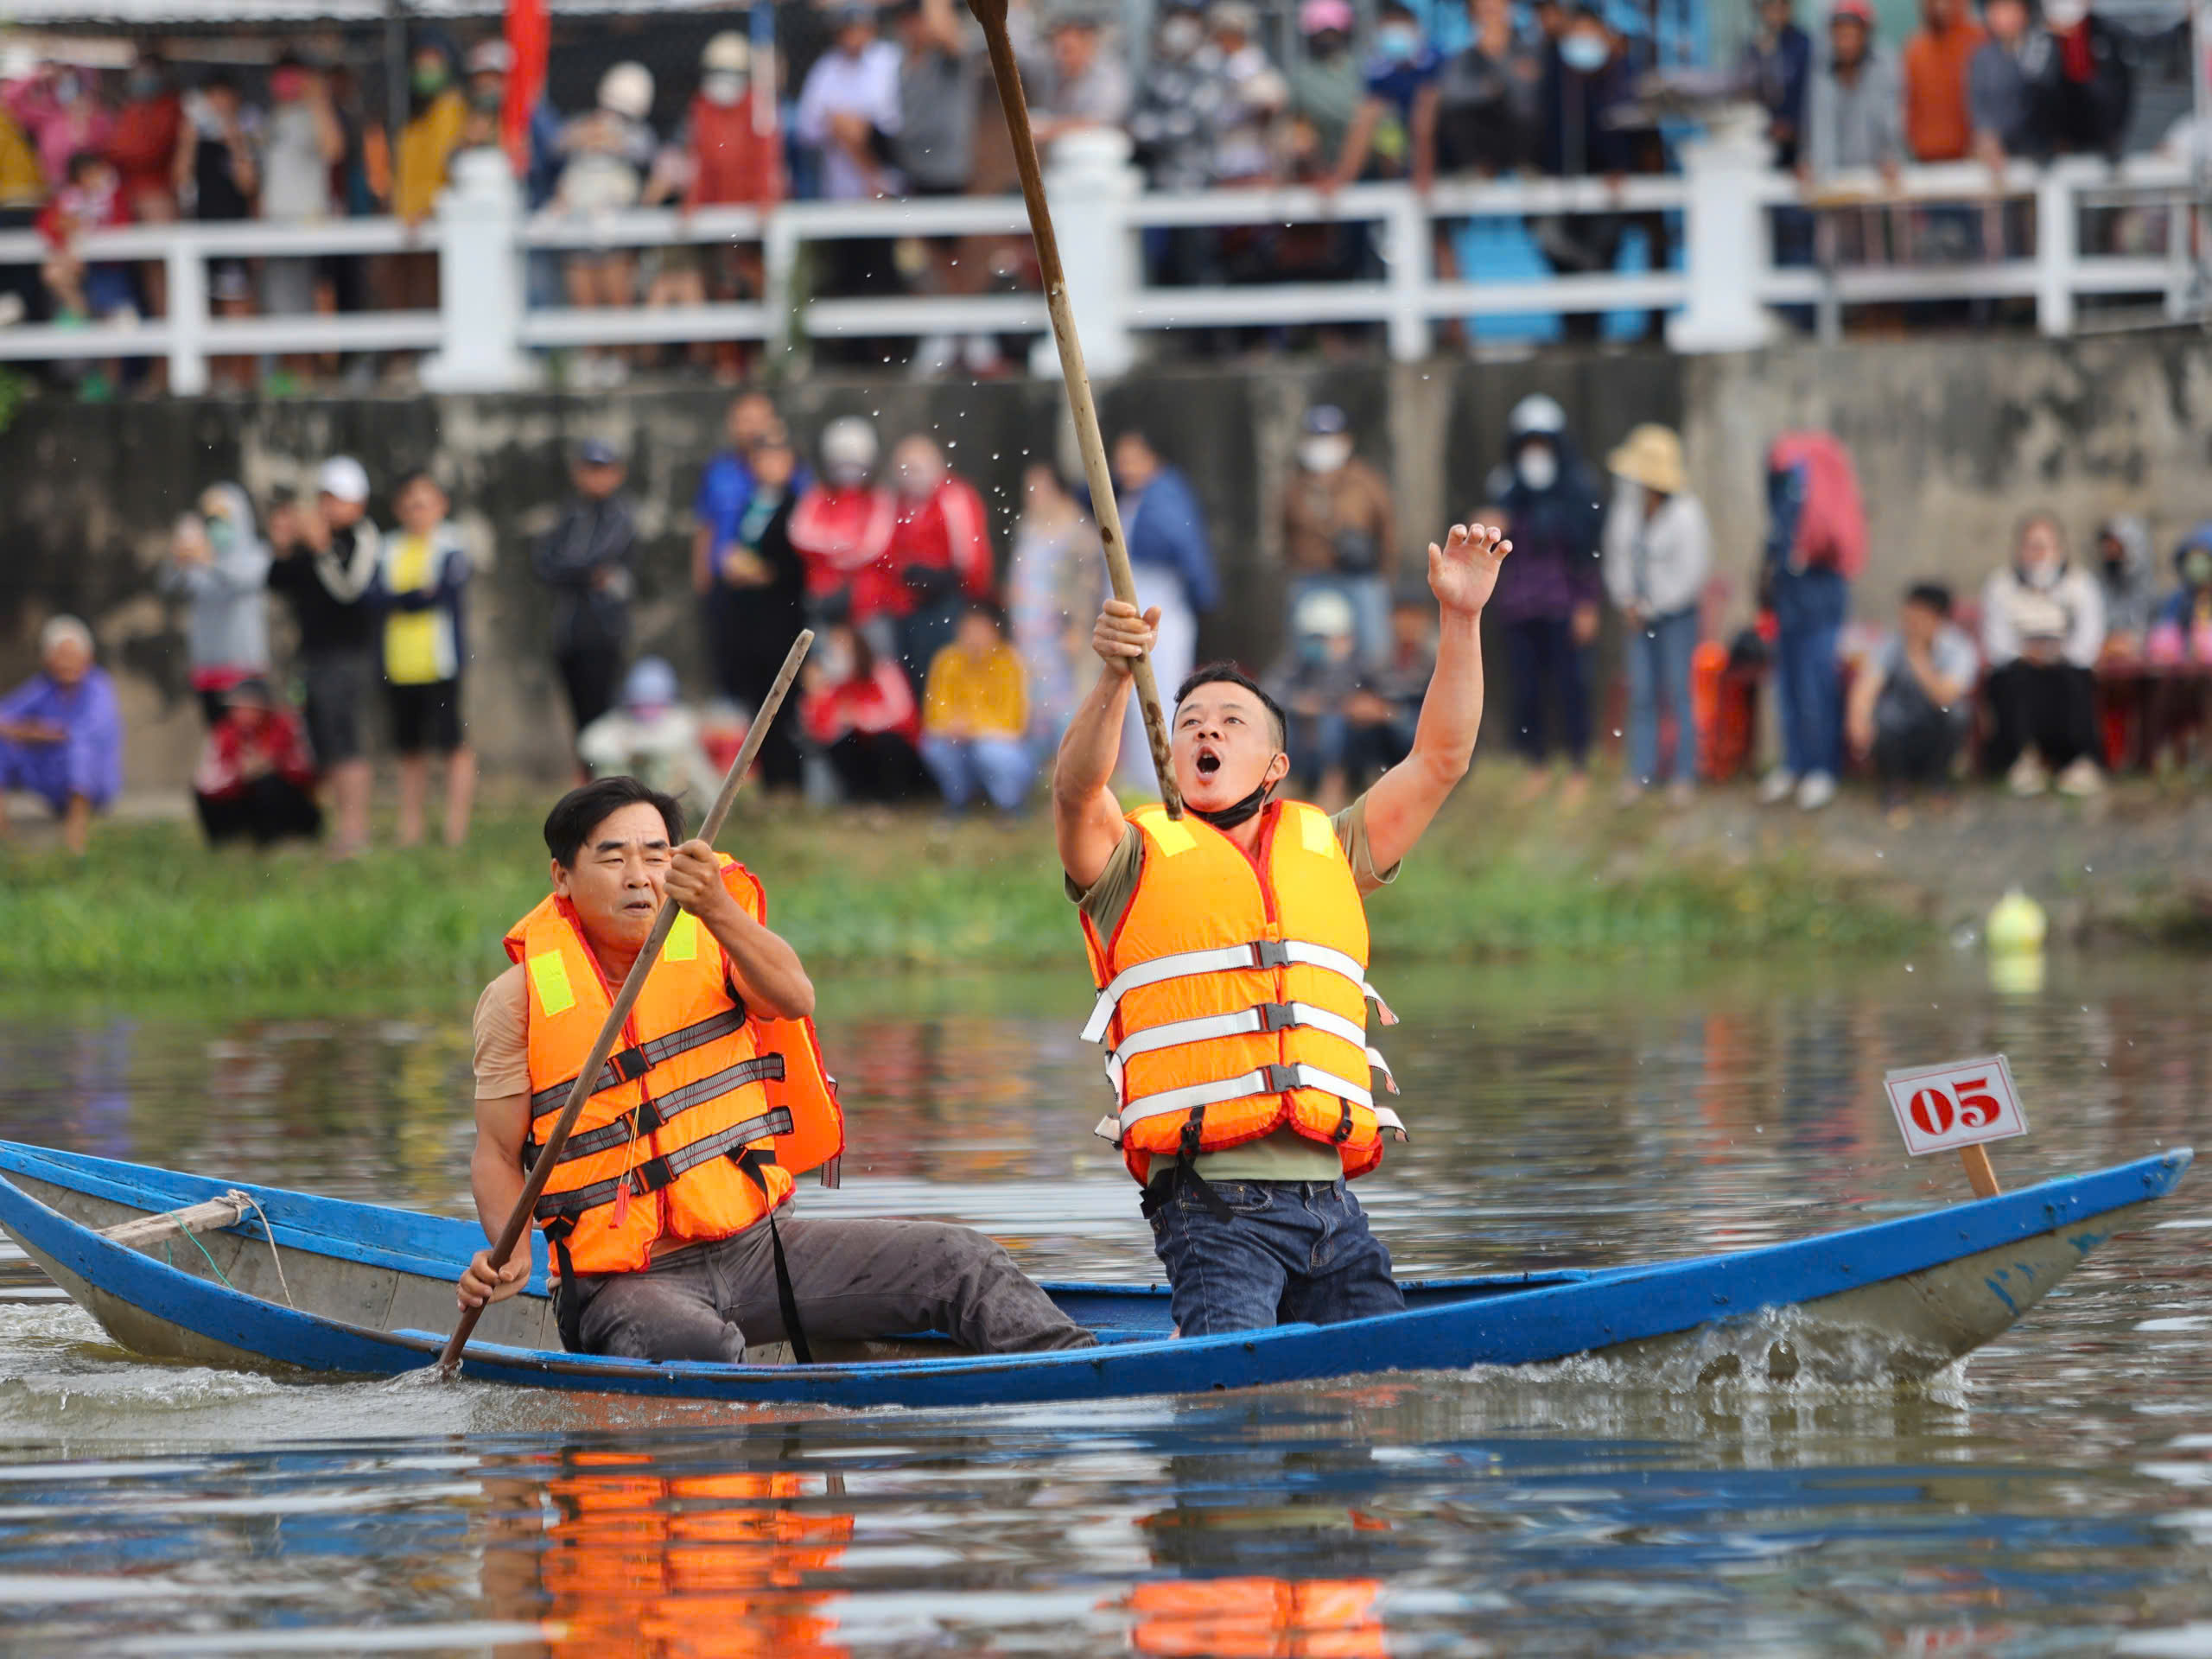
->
[2, 772, 1928, 993]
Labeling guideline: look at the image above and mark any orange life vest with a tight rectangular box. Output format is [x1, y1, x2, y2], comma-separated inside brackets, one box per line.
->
[1078, 801, 1403, 1185]
[505, 855, 844, 1276]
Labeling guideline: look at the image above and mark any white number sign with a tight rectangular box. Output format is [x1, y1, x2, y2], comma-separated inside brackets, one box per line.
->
[1884, 1055, 2028, 1157]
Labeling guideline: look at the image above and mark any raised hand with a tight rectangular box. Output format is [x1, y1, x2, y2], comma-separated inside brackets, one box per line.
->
[1427, 521, 1512, 617]
[1092, 599, 1161, 677]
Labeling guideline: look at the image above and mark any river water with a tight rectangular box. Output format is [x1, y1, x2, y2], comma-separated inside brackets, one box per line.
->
[1, 950, 2209, 1656]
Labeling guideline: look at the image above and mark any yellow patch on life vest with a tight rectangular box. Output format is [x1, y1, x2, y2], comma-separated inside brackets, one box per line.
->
[527, 950, 575, 1018]
[1135, 809, 1198, 859]
[1296, 803, 1338, 858]
[665, 911, 701, 963]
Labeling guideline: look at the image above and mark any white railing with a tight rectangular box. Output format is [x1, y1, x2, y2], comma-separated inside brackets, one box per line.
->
[0, 117, 2196, 394]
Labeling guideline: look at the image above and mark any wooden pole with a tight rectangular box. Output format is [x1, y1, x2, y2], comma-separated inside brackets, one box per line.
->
[434, 630, 815, 1378]
[1958, 1145, 2001, 1199]
[968, 0, 1182, 817]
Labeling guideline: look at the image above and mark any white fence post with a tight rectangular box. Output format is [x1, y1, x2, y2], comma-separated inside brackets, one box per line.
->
[1667, 103, 1776, 353]
[2035, 166, 2076, 338]
[422, 148, 535, 391]
[761, 211, 801, 370]
[1032, 128, 1140, 379]
[1384, 189, 1431, 363]
[165, 231, 208, 397]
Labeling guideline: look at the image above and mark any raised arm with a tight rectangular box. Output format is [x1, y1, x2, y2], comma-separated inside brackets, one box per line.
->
[1054, 600, 1155, 891]
[665, 841, 816, 1020]
[1363, 522, 1510, 874]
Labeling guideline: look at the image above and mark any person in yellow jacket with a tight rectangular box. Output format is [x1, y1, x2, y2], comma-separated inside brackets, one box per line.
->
[1052, 519, 1510, 1336]
[457, 774, 1093, 1362]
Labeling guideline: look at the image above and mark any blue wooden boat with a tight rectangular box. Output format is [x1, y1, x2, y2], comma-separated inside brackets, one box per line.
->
[0, 1139, 2189, 1408]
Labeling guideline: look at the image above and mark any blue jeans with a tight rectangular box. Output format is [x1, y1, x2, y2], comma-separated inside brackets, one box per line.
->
[1503, 614, 1590, 766]
[1625, 607, 1700, 786]
[1771, 564, 1847, 779]
[1147, 1177, 1404, 1337]
[919, 734, 1035, 811]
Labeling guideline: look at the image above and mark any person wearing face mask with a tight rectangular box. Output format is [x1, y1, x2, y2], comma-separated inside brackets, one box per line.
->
[1979, 512, 2105, 797]
[388, 40, 467, 325]
[1487, 393, 1604, 808]
[7, 60, 113, 195]
[789, 416, 901, 654]
[105, 54, 181, 226]
[1101, 429, 1219, 786]
[885, 434, 996, 687]
[2017, 0, 2133, 162]
[654, 34, 783, 382]
[1264, 587, 1363, 811]
[1757, 430, 1863, 810]
[257, 55, 342, 358]
[1531, 3, 1636, 340]
[1281, 405, 1396, 672]
[2145, 529, 2212, 668]
[162, 483, 274, 726]
[1052, 518, 1510, 1338]
[1287, 0, 1365, 179]
[1325, 1, 1441, 194]
[1129, 2, 1227, 302]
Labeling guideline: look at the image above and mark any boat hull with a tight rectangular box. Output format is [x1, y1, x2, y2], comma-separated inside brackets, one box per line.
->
[0, 1140, 2189, 1408]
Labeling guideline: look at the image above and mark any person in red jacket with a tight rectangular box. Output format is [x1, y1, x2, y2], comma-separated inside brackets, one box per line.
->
[799, 616, 931, 804]
[886, 433, 996, 683]
[192, 678, 323, 846]
[788, 416, 900, 644]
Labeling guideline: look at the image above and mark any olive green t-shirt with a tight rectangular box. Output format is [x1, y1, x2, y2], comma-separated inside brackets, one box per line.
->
[1067, 796, 1399, 1185]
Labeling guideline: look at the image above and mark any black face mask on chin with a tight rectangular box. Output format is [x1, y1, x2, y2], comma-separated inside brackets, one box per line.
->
[1189, 766, 1281, 831]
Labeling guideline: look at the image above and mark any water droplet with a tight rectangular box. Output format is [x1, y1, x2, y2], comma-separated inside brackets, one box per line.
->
[1905, 963, 1915, 972]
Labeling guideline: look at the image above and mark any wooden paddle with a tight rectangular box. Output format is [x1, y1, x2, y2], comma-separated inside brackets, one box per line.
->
[968, 0, 1182, 817]
[433, 629, 815, 1379]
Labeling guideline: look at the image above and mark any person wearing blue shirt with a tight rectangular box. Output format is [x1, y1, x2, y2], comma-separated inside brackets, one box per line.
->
[1107, 429, 1218, 785]
[0, 616, 123, 856]
[1325, 0, 1443, 189]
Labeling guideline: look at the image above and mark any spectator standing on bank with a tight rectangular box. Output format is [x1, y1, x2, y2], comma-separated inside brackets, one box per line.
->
[1903, 0, 1986, 162]
[801, 617, 930, 804]
[1603, 424, 1710, 805]
[2094, 515, 2157, 655]
[555, 62, 656, 387]
[1032, 10, 1135, 146]
[920, 604, 1034, 814]
[1758, 430, 1864, 811]
[893, 0, 988, 377]
[1282, 404, 1395, 671]
[1970, 0, 2046, 162]
[192, 677, 321, 847]
[1490, 394, 1603, 808]
[1328, 1, 1441, 189]
[696, 420, 809, 791]
[1805, 0, 1904, 184]
[258, 55, 343, 385]
[391, 41, 467, 316]
[795, 3, 905, 340]
[175, 72, 257, 384]
[1845, 582, 1976, 811]
[0, 615, 121, 856]
[164, 482, 271, 723]
[2026, 0, 2133, 159]
[577, 656, 720, 800]
[1532, 3, 1637, 338]
[1131, 1, 1223, 193]
[1005, 461, 1103, 762]
[1265, 586, 1363, 810]
[533, 439, 637, 755]
[887, 433, 995, 683]
[668, 33, 782, 379]
[105, 51, 181, 325]
[1980, 512, 2105, 797]
[1344, 592, 1437, 790]
[789, 416, 899, 646]
[1741, 0, 1814, 168]
[1287, 0, 1365, 185]
[1430, 0, 1541, 182]
[1206, 2, 1288, 186]
[7, 60, 112, 195]
[378, 470, 475, 847]
[266, 455, 381, 857]
[1107, 429, 1217, 783]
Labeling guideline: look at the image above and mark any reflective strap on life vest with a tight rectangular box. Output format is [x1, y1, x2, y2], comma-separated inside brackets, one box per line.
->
[1082, 939, 1393, 1046]
[530, 1054, 787, 1167]
[533, 1104, 795, 1228]
[527, 1007, 753, 1119]
[1096, 1065, 1408, 1145]
[1103, 1001, 1397, 1095]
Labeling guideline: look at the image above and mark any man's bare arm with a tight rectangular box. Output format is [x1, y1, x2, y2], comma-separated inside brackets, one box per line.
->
[665, 840, 817, 1020]
[1363, 523, 1510, 874]
[1055, 601, 1154, 891]
[457, 1090, 532, 1308]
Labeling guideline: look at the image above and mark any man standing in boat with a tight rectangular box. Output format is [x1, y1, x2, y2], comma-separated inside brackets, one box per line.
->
[456, 776, 1093, 1362]
[1053, 520, 1510, 1336]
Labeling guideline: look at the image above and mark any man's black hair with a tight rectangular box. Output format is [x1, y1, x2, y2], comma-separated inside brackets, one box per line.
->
[1174, 661, 1288, 751]
[1378, 0, 1419, 18]
[65, 149, 108, 183]
[1904, 581, 1953, 617]
[394, 467, 444, 499]
[544, 777, 686, 868]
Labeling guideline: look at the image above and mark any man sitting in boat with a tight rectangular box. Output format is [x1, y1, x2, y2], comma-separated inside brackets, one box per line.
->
[456, 776, 1093, 1362]
[1052, 521, 1510, 1337]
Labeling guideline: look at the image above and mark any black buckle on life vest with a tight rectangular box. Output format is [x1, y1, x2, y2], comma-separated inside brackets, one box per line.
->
[1255, 1002, 1296, 1033]
[1333, 1097, 1355, 1142]
[1251, 940, 1293, 971]
[632, 1153, 676, 1194]
[1262, 1063, 1299, 1094]
[607, 1046, 650, 1085]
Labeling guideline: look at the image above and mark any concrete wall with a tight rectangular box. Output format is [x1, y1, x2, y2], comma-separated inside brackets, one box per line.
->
[4, 329, 2203, 791]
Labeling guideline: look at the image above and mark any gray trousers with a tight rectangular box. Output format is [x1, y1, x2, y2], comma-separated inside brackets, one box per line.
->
[571, 1213, 1095, 1363]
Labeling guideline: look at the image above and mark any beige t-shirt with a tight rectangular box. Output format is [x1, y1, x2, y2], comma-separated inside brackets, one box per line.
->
[1068, 796, 1398, 1185]
[473, 964, 532, 1100]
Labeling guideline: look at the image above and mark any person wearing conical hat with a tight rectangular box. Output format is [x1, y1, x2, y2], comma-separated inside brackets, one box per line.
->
[1600, 423, 1710, 808]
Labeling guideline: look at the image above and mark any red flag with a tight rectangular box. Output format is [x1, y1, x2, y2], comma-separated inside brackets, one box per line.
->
[502, 0, 549, 173]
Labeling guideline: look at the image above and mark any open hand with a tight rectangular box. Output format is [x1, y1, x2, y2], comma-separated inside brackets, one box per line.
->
[456, 1247, 529, 1310]
[1092, 599, 1161, 677]
[1427, 522, 1512, 617]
